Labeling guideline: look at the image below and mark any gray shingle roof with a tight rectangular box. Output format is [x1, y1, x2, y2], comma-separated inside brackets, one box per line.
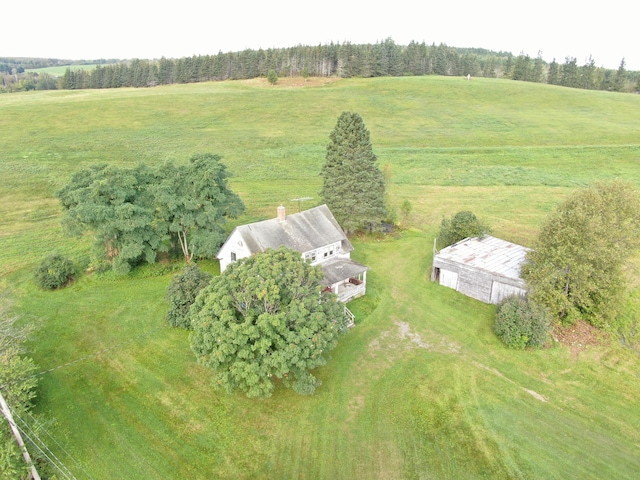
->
[320, 257, 369, 285]
[233, 204, 353, 255]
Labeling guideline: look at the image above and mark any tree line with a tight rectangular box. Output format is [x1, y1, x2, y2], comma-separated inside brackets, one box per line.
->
[3, 39, 638, 93]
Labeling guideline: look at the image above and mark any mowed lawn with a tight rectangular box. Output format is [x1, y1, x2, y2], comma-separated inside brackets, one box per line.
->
[1, 76, 640, 478]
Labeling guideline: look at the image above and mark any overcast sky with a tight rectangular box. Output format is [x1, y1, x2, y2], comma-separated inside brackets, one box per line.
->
[6, 1, 638, 70]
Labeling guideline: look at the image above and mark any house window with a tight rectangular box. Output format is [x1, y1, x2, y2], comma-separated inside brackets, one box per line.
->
[231, 252, 236, 262]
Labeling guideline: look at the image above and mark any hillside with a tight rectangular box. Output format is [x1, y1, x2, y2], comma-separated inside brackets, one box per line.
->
[1, 76, 640, 478]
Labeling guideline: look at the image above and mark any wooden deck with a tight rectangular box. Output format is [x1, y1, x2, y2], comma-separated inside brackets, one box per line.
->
[337, 280, 366, 303]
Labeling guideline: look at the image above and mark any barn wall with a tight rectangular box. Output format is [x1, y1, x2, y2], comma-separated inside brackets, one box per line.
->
[490, 282, 526, 304]
[457, 269, 493, 303]
[434, 258, 526, 304]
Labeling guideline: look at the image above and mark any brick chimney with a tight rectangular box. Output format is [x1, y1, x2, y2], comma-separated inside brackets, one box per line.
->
[277, 205, 286, 222]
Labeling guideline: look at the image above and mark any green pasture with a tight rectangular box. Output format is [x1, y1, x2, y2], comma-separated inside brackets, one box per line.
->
[26, 64, 102, 76]
[1, 76, 640, 478]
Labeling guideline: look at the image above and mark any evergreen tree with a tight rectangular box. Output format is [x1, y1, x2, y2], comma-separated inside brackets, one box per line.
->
[320, 112, 386, 234]
[502, 55, 514, 78]
[613, 58, 626, 92]
[511, 53, 531, 81]
[267, 68, 278, 85]
[531, 52, 546, 83]
[579, 56, 596, 89]
[560, 57, 578, 87]
[547, 59, 560, 85]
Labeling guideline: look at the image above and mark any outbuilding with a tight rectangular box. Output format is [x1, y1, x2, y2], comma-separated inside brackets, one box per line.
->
[431, 235, 529, 304]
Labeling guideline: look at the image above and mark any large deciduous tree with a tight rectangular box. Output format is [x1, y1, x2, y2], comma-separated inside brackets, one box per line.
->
[189, 247, 349, 398]
[57, 154, 244, 273]
[57, 164, 164, 274]
[320, 112, 386, 234]
[154, 154, 245, 262]
[522, 180, 640, 327]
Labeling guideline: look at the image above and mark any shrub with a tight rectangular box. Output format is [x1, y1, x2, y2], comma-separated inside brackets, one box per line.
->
[34, 254, 75, 290]
[494, 295, 551, 349]
[437, 211, 489, 249]
[165, 263, 212, 329]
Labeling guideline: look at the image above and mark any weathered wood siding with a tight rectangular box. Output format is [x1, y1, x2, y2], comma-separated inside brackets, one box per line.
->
[490, 281, 526, 304]
[434, 259, 526, 304]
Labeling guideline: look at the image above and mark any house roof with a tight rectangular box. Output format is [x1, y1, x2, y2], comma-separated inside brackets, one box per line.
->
[223, 204, 353, 256]
[320, 257, 369, 285]
[434, 235, 530, 281]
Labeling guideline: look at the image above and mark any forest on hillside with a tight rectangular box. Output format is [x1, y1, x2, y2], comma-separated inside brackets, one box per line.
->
[2, 39, 638, 93]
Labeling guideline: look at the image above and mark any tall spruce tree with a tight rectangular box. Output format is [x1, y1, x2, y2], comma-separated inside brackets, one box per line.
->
[320, 112, 386, 234]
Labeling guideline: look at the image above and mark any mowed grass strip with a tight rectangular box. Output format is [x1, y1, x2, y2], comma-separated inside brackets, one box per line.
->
[2, 76, 640, 478]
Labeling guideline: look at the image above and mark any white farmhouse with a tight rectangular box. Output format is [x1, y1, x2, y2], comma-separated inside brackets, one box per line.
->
[217, 204, 369, 303]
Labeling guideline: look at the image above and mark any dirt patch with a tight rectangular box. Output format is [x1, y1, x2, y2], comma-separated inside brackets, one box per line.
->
[553, 320, 609, 359]
[473, 361, 548, 403]
[395, 321, 460, 354]
[522, 388, 547, 403]
[240, 76, 341, 88]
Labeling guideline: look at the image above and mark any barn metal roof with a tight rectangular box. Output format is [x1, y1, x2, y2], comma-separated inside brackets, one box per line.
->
[232, 204, 353, 255]
[434, 235, 530, 281]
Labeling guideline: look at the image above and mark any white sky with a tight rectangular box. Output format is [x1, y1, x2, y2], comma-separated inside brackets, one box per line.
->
[5, 1, 638, 70]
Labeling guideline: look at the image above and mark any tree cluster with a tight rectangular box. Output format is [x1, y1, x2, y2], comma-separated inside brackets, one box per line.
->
[523, 180, 640, 327]
[189, 247, 349, 398]
[320, 112, 386, 234]
[545, 56, 632, 92]
[57, 154, 244, 274]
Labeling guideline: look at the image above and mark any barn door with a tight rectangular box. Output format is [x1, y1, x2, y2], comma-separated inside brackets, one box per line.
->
[440, 270, 459, 290]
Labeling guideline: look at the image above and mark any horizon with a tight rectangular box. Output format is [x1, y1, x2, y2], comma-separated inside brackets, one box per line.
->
[4, 1, 637, 71]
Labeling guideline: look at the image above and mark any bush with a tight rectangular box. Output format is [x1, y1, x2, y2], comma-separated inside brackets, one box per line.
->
[494, 295, 550, 349]
[34, 254, 75, 290]
[437, 211, 489, 249]
[165, 263, 212, 329]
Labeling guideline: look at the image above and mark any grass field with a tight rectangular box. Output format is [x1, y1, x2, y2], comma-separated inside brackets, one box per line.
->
[1, 76, 640, 478]
[26, 64, 103, 76]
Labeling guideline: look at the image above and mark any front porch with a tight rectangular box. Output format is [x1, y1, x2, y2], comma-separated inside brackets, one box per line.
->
[320, 257, 369, 304]
[333, 275, 367, 303]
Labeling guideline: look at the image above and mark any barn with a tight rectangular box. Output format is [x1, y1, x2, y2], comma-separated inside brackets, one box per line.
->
[431, 235, 529, 304]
